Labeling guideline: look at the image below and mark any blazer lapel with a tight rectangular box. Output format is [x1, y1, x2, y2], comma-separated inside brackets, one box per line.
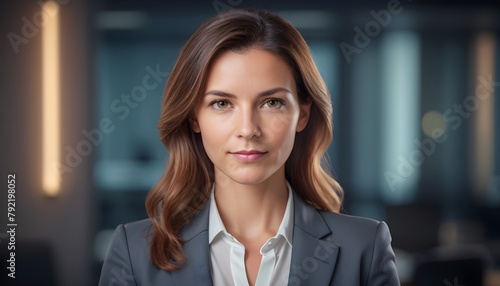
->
[171, 202, 213, 286]
[169, 191, 340, 286]
[288, 192, 340, 285]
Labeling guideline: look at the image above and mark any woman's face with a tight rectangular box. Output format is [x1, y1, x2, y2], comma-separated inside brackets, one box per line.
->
[192, 49, 310, 187]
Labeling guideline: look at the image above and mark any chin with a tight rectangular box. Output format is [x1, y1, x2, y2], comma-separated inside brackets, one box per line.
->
[222, 171, 276, 186]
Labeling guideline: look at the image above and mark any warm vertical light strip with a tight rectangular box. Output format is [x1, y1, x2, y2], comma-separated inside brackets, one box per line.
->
[472, 33, 495, 198]
[42, 1, 60, 196]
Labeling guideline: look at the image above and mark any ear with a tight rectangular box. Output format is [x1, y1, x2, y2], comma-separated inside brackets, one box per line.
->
[190, 117, 201, 133]
[296, 99, 311, 132]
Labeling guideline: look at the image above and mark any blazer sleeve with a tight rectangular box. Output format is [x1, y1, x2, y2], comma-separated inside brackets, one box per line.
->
[366, 221, 400, 286]
[98, 225, 138, 286]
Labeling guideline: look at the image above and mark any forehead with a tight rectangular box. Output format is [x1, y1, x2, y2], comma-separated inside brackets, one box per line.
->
[204, 49, 295, 92]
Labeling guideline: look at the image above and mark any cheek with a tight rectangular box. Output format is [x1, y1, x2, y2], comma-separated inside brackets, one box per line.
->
[262, 112, 298, 136]
[199, 126, 221, 146]
[263, 114, 298, 152]
[198, 130, 222, 165]
[197, 112, 222, 136]
[197, 119, 231, 153]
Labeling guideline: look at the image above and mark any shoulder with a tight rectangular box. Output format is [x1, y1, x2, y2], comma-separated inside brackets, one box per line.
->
[105, 218, 155, 268]
[318, 212, 400, 284]
[291, 199, 400, 284]
[292, 191, 391, 247]
[121, 218, 154, 237]
[99, 219, 160, 285]
[109, 218, 153, 243]
[317, 210, 392, 249]
[319, 211, 386, 234]
[113, 218, 154, 253]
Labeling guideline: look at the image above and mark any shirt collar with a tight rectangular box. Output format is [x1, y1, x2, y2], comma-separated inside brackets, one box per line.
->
[208, 181, 294, 246]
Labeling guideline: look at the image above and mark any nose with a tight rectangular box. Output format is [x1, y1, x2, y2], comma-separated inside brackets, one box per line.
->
[235, 107, 261, 139]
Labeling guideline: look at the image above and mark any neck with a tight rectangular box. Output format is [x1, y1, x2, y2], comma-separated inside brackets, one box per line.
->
[213, 171, 289, 241]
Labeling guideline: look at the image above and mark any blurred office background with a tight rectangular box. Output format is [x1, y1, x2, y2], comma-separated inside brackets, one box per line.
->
[1, 0, 499, 285]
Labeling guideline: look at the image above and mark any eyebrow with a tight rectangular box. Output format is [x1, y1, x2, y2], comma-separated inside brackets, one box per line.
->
[204, 87, 292, 98]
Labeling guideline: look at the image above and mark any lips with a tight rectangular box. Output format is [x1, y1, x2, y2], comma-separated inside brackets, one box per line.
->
[229, 150, 267, 162]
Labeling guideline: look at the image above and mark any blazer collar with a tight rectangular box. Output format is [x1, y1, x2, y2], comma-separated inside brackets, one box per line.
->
[288, 191, 340, 285]
[178, 188, 333, 240]
[179, 201, 210, 242]
[291, 190, 332, 238]
[172, 202, 212, 286]
[173, 190, 340, 286]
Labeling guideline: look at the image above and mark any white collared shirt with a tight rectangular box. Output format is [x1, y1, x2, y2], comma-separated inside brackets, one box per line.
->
[208, 182, 294, 286]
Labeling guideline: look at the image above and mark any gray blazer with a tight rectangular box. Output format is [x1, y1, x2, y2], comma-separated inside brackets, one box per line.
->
[99, 191, 400, 286]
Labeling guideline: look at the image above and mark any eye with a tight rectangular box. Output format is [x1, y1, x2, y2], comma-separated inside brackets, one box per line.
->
[210, 100, 231, 110]
[263, 99, 285, 109]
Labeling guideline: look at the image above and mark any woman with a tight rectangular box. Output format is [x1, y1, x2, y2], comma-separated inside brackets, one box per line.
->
[99, 8, 400, 286]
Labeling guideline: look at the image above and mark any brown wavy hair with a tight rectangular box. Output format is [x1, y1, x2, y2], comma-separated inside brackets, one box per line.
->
[146, 8, 343, 271]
